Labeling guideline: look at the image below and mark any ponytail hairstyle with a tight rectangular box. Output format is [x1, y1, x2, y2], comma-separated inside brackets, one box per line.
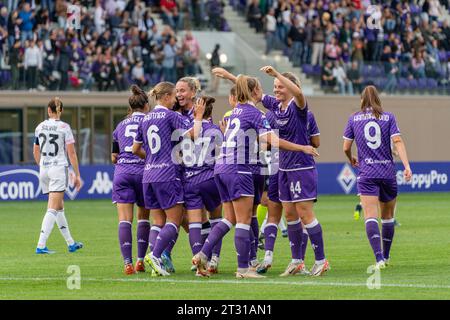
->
[360, 85, 383, 119]
[148, 81, 176, 101]
[229, 84, 237, 98]
[178, 76, 202, 98]
[235, 75, 260, 103]
[48, 97, 63, 117]
[281, 72, 301, 88]
[200, 95, 216, 120]
[129, 84, 149, 111]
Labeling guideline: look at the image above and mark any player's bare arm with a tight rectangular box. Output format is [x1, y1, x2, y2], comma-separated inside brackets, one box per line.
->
[392, 135, 412, 181]
[212, 67, 237, 83]
[131, 142, 146, 159]
[67, 143, 81, 191]
[343, 139, 358, 167]
[260, 65, 306, 108]
[261, 132, 319, 157]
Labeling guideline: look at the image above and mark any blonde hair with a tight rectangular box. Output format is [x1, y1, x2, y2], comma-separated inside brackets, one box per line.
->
[148, 82, 176, 101]
[178, 77, 201, 95]
[48, 97, 63, 117]
[235, 75, 259, 103]
[361, 85, 383, 119]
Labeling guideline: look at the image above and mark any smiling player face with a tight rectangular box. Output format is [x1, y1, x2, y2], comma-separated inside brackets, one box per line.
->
[176, 81, 195, 108]
[273, 78, 292, 103]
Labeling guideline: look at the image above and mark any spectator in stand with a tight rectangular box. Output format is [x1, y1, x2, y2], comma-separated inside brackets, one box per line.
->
[333, 61, 353, 95]
[206, 0, 224, 31]
[58, 39, 71, 90]
[347, 61, 363, 94]
[321, 60, 336, 90]
[182, 31, 200, 75]
[18, 3, 34, 43]
[94, 0, 106, 34]
[131, 59, 148, 87]
[160, 0, 180, 31]
[55, 0, 67, 29]
[412, 50, 426, 78]
[80, 54, 94, 93]
[384, 56, 399, 94]
[208, 43, 221, 93]
[162, 36, 177, 83]
[264, 8, 277, 55]
[311, 17, 325, 66]
[24, 40, 42, 91]
[287, 16, 306, 67]
[325, 36, 341, 62]
[247, 0, 263, 33]
[9, 40, 22, 90]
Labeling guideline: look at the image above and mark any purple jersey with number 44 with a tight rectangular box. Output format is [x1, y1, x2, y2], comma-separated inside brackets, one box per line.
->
[343, 109, 401, 179]
[135, 105, 190, 183]
[261, 95, 314, 170]
[112, 112, 146, 176]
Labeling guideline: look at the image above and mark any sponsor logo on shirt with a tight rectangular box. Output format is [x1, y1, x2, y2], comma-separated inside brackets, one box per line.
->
[337, 163, 357, 194]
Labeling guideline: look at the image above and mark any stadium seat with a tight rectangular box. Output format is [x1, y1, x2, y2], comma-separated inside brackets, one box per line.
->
[397, 77, 409, 91]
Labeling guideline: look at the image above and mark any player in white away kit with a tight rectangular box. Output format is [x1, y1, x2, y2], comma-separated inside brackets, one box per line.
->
[33, 97, 83, 254]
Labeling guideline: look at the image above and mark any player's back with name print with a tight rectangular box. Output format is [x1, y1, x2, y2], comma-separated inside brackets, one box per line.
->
[35, 119, 74, 167]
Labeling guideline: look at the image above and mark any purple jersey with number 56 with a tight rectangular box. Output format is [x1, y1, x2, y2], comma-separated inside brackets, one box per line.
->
[112, 112, 146, 176]
[343, 108, 401, 179]
[134, 105, 190, 183]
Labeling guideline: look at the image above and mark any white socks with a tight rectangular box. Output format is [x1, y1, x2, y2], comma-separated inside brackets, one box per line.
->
[56, 209, 75, 246]
[37, 209, 57, 249]
[264, 250, 273, 264]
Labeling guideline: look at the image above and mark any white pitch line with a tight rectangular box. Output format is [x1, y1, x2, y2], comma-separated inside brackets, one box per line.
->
[0, 277, 450, 290]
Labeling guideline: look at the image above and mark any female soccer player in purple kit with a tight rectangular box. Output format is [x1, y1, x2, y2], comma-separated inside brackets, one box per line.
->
[192, 74, 319, 278]
[259, 65, 329, 277]
[343, 85, 412, 269]
[183, 96, 224, 274]
[132, 82, 191, 276]
[112, 85, 150, 275]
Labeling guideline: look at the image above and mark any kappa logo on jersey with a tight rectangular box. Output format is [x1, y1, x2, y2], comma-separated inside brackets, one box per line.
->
[66, 168, 84, 200]
[87, 171, 113, 195]
[337, 164, 357, 194]
[0, 169, 41, 200]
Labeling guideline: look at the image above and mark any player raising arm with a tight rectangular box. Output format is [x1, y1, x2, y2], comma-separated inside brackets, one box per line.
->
[343, 85, 412, 269]
[33, 97, 83, 254]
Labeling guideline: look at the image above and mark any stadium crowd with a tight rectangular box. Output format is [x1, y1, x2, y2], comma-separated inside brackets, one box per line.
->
[0, 0, 229, 92]
[237, 0, 450, 94]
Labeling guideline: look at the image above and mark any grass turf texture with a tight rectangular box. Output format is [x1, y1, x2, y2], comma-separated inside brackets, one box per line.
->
[0, 193, 449, 300]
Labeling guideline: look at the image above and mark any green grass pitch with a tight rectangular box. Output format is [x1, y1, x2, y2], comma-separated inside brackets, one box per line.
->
[0, 193, 449, 300]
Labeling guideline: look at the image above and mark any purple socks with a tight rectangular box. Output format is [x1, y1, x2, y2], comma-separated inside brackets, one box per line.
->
[300, 228, 309, 260]
[382, 218, 395, 260]
[189, 223, 203, 255]
[152, 222, 178, 259]
[201, 219, 232, 258]
[250, 216, 259, 256]
[305, 219, 325, 262]
[287, 220, 303, 260]
[235, 224, 251, 269]
[365, 218, 384, 262]
[118, 221, 132, 265]
[149, 225, 162, 252]
[210, 218, 223, 257]
[137, 220, 150, 260]
[263, 223, 278, 252]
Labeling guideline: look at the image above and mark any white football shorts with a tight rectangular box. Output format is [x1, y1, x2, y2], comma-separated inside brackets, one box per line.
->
[40, 166, 68, 194]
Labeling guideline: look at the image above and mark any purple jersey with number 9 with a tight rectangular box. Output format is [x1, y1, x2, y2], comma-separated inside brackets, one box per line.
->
[343, 108, 401, 179]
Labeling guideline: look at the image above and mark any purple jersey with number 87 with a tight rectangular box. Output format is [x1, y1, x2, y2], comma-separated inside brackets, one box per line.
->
[343, 108, 401, 179]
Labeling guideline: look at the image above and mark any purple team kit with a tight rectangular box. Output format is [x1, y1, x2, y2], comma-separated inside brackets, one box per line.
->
[343, 110, 401, 202]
